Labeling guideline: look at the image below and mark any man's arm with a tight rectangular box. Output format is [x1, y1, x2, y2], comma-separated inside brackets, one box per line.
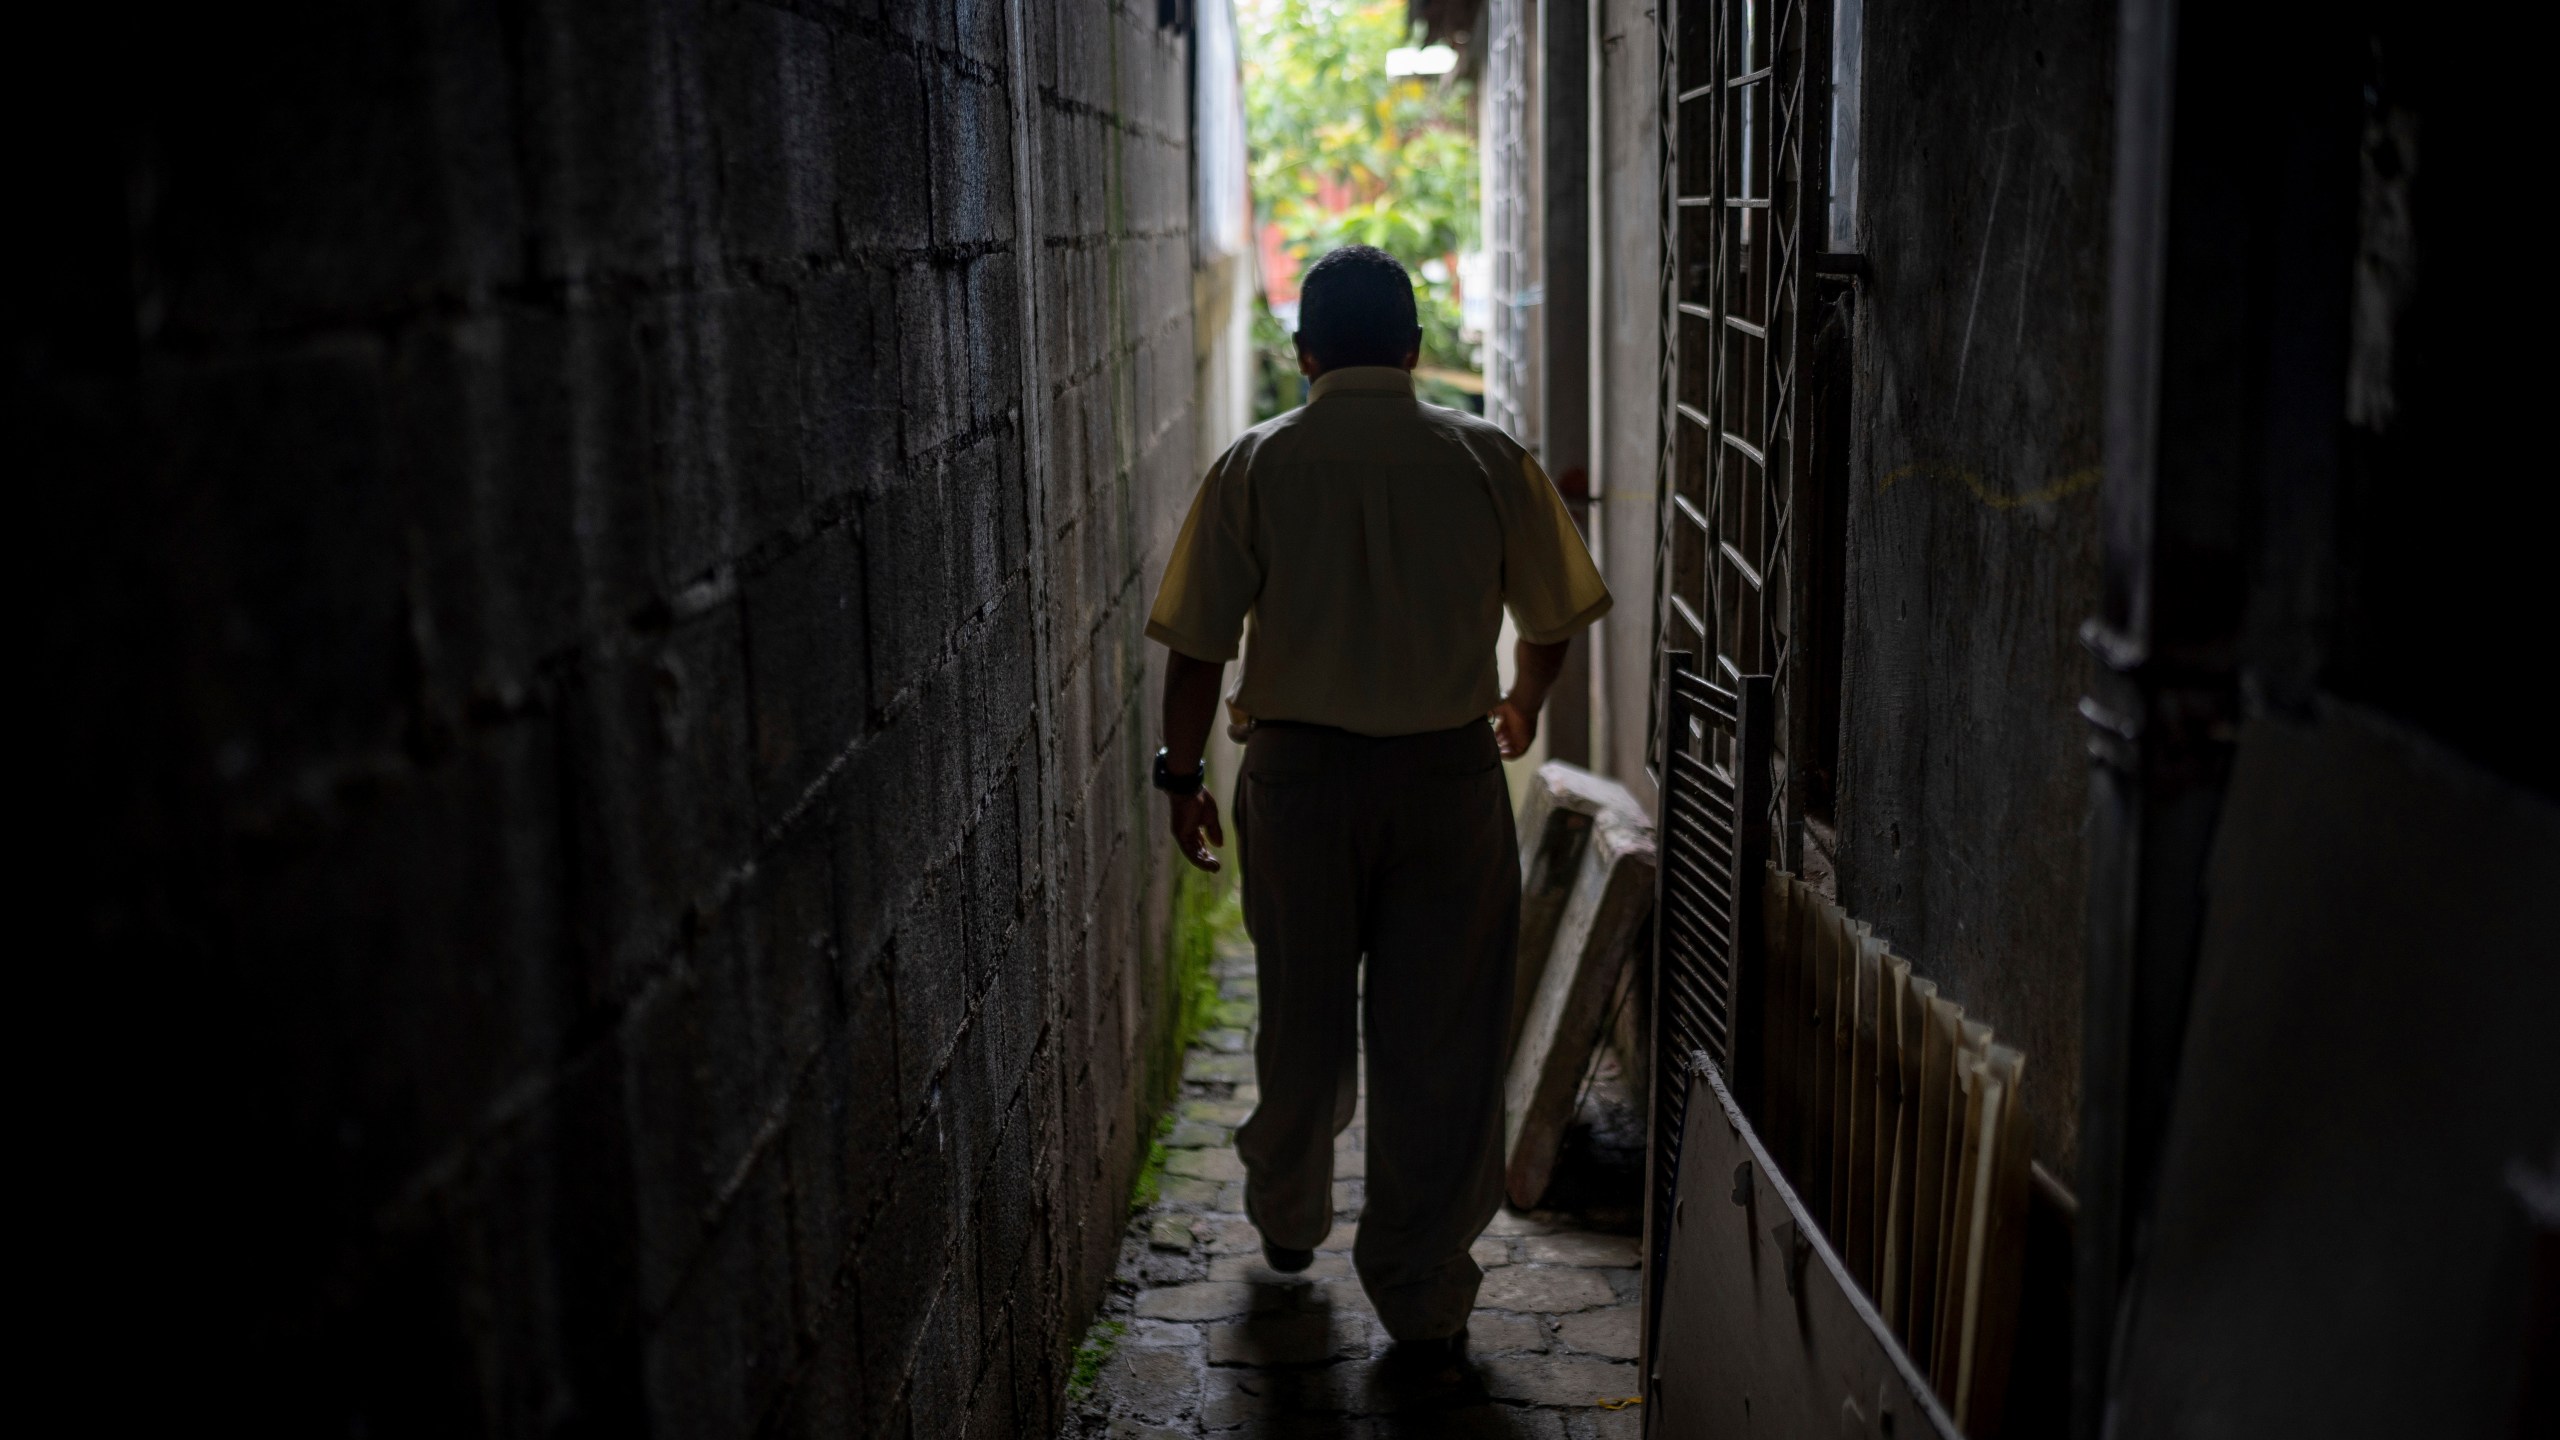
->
[1490, 636, 1570, 760]
[1161, 650, 1226, 871]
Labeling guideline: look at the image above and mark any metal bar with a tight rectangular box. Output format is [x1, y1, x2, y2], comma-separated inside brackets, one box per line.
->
[1668, 880, 1734, 946]
[1722, 431, 1768, 470]
[1666, 894, 1730, 962]
[1672, 668, 1744, 722]
[1644, 647, 1698, 1381]
[1668, 843, 1735, 910]
[1725, 313, 1769, 340]
[1671, 670, 1743, 725]
[1658, 778, 1740, 835]
[1668, 593, 1707, 643]
[1720, 536, 1766, 589]
[1669, 743, 1734, 790]
[1667, 849, 1734, 918]
[1668, 961, 1728, 1032]
[1669, 767, 1738, 824]
[1672, 490, 1711, 533]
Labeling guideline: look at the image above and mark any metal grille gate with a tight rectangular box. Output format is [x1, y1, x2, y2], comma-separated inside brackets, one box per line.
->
[1640, 651, 1772, 1359]
[1641, 0, 1824, 1386]
[1649, 0, 1826, 863]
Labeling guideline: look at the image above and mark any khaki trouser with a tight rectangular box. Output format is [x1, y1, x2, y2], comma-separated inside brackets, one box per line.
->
[1232, 719, 1520, 1341]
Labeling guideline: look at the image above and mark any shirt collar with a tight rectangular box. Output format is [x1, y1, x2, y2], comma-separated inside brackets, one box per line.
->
[1308, 365, 1416, 402]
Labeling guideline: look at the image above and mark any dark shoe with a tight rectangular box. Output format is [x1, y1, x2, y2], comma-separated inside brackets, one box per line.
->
[1262, 1240, 1314, 1274]
[1387, 1332, 1468, 1364]
[1380, 1331, 1473, 1386]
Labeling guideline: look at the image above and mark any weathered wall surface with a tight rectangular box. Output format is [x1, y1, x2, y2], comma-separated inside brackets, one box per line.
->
[1591, 0, 1666, 808]
[1833, 0, 2113, 1169]
[33, 2, 1195, 1432]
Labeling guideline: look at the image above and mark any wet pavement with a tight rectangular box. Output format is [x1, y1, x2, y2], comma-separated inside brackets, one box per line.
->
[1063, 938, 1647, 1439]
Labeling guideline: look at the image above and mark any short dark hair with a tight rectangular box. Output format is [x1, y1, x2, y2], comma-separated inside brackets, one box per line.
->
[1295, 245, 1422, 369]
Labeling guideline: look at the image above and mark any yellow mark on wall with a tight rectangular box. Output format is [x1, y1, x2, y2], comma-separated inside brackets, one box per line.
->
[1878, 462, 2101, 511]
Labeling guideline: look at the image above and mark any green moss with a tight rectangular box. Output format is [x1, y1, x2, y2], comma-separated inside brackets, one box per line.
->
[1170, 864, 1240, 1047]
[1065, 1317, 1127, 1403]
[1129, 1111, 1173, 1215]
[1128, 863, 1244, 1220]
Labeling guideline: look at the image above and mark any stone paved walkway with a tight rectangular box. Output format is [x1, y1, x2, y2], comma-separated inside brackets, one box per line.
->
[1064, 939, 1645, 1439]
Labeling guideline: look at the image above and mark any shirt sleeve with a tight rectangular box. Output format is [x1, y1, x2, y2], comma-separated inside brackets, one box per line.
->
[1498, 448, 1613, 644]
[1146, 439, 1261, 661]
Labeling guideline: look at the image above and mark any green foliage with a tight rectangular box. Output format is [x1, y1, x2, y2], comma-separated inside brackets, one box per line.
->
[1242, 0, 1479, 404]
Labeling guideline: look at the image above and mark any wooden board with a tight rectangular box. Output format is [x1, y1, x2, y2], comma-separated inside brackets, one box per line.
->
[1649, 1057, 1963, 1440]
[1502, 807, 1655, 1208]
[1511, 762, 1647, 1055]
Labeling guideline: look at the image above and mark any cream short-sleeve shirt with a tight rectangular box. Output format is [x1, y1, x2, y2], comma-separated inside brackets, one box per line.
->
[1145, 366, 1612, 738]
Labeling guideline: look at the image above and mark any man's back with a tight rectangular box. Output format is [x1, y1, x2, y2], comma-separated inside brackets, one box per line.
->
[1147, 365, 1607, 738]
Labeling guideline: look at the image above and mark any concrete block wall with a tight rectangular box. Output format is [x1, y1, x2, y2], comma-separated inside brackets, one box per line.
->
[31, 2, 1197, 1433]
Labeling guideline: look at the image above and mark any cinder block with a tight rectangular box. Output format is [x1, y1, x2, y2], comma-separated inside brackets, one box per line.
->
[964, 250, 1026, 427]
[519, 2, 697, 279]
[632, 290, 747, 589]
[143, 9, 524, 337]
[795, 269, 901, 502]
[961, 774, 1027, 988]
[834, 32, 931, 252]
[853, 1139, 956, 1387]
[904, 1260, 984, 1426]
[642, 1143, 798, 1440]
[148, 349, 406, 766]
[555, 604, 758, 997]
[742, 522, 869, 821]
[704, 1, 839, 266]
[621, 970, 721, 1313]
[712, 283, 812, 533]
[927, 67, 1013, 249]
[857, 468, 962, 709]
[768, 1290, 865, 1439]
[737, 803, 840, 1081]
[895, 262, 966, 460]
[890, 860, 973, 1115]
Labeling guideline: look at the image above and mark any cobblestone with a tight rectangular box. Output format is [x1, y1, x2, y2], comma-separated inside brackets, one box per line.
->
[1168, 1147, 1248, 1182]
[1136, 1282, 1256, 1322]
[1476, 1268, 1618, 1314]
[1553, 1307, 1640, 1360]
[1519, 1234, 1639, 1268]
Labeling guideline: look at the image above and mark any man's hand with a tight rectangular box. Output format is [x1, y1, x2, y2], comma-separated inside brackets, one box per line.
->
[1169, 788, 1225, 872]
[1160, 648, 1228, 872]
[1491, 696, 1538, 759]
[1489, 635, 1570, 760]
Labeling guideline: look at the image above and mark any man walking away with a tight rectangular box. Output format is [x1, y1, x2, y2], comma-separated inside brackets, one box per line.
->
[1143, 245, 1610, 1360]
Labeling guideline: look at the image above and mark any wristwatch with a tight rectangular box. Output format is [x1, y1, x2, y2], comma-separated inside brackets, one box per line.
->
[1152, 746, 1207, 796]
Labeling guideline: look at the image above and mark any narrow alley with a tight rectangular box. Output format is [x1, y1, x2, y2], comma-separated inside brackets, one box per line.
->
[24, 1, 2550, 1438]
